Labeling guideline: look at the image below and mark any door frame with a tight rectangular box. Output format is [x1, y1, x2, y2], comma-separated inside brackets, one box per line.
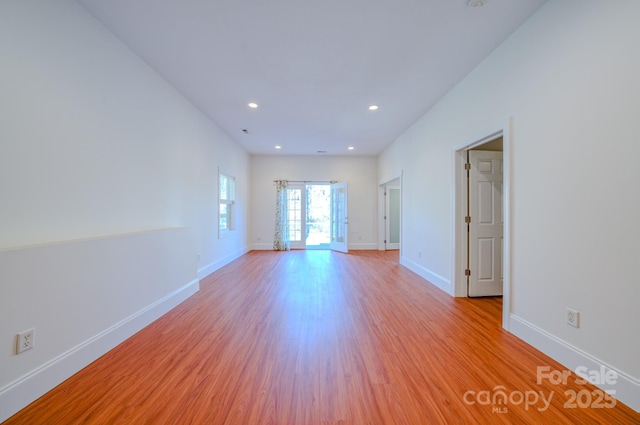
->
[452, 119, 512, 330]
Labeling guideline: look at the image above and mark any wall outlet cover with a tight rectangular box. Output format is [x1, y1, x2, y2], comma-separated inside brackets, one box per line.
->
[16, 328, 35, 354]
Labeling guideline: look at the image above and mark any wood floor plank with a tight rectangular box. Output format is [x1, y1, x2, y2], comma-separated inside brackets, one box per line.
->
[4, 250, 639, 424]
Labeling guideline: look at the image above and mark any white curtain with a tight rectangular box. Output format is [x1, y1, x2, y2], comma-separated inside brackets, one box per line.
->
[273, 180, 290, 251]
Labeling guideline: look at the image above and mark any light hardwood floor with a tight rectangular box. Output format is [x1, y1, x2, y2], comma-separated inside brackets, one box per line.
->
[5, 250, 639, 424]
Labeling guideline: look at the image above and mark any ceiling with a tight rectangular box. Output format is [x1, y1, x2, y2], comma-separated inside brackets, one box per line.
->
[76, 0, 546, 155]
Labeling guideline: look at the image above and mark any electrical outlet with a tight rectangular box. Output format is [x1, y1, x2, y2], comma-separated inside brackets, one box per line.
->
[566, 308, 580, 328]
[16, 328, 35, 354]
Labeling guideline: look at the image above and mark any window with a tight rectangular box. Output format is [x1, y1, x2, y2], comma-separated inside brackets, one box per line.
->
[219, 171, 235, 236]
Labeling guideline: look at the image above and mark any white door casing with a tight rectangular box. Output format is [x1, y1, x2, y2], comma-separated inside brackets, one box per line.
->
[468, 150, 503, 297]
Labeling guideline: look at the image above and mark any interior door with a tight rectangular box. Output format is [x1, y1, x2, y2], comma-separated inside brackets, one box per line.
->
[468, 150, 503, 297]
[330, 182, 348, 253]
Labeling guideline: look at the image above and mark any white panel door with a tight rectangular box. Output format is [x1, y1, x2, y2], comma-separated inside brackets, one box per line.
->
[330, 182, 348, 253]
[287, 184, 306, 249]
[468, 151, 503, 297]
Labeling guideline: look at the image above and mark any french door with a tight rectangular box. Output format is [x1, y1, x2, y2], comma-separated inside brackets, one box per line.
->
[286, 183, 332, 249]
[287, 184, 306, 249]
[330, 182, 348, 253]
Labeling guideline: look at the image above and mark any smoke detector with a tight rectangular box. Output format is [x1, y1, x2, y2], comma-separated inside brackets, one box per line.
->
[468, 0, 486, 7]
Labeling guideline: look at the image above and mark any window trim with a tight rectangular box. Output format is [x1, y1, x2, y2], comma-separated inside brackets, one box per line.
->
[218, 169, 236, 238]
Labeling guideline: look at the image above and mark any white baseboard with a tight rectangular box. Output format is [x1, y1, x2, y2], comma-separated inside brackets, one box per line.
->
[510, 314, 640, 413]
[348, 243, 378, 250]
[248, 243, 274, 251]
[400, 255, 452, 294]
[0, 279, 199, 423]
[247, 243, 379, 251]
[197, 247, 249, 279]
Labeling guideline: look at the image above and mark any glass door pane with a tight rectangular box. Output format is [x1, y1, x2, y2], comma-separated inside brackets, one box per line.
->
[287, 186, 305, 249]
[330, 182, 348, 253]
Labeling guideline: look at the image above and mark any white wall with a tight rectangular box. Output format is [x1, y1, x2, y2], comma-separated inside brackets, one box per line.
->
[0, 0, 249, 420]
[251, 155, 378, 250]
[379, 0, 640, 411]
[0, 228, 199, 421]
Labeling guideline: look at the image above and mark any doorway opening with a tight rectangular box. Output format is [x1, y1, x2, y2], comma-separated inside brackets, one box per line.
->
[384, 180, 400, 250]
[378, 176, 402, 256]
[453, 120, 511, 330]
[287, 183, 331, 249]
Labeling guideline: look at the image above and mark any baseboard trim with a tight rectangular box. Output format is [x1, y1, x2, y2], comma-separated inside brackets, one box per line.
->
[509, 314, 640, 413]
[198, 247, 249, 279]
[348, 243, 378, 250]
[400, 256, 452, 294]
[248, 243, 274, 251]
[0, 279, 199, 423]
[247, 243, 379, 252]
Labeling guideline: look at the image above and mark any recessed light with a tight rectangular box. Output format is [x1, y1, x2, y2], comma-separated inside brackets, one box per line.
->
[248, 102, 258, 108]
[368, 105, 379, 111]
[348, 146, 355, 150]
[275, 145, 281, 150]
